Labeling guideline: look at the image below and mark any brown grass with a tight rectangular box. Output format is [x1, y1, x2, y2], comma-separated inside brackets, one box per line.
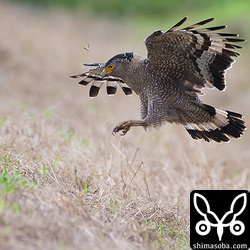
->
[0, 2, 249, 249]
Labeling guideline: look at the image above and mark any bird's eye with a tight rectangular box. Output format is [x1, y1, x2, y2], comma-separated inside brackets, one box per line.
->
[108, 64, 114, 69]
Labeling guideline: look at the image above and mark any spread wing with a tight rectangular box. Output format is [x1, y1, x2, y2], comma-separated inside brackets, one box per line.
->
[70, 64, 132, 97]
[145, 17, 245, 96]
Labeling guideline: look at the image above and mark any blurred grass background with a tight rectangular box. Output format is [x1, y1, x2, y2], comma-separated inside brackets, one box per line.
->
[5, 0, 250, 56]
[6, 0, 250, 25]
[1, 1, 249, 249]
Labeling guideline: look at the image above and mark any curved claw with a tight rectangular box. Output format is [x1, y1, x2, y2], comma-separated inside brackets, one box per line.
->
[112, 127, 129, 136]
[112, 121, 131, 136]
[120, 129, 129, 136]
[112, 127, 118, 136]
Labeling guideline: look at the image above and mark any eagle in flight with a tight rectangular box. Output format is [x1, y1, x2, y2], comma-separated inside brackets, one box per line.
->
[71, 17, 245, 142]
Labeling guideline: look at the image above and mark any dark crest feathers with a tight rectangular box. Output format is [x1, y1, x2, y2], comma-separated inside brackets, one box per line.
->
[106, 52, 134, 66]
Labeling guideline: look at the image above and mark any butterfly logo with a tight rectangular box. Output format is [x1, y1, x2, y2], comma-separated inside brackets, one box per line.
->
[193, 193, 247, 241]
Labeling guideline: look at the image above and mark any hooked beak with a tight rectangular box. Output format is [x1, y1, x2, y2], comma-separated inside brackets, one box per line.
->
[100, 70, 106, 78]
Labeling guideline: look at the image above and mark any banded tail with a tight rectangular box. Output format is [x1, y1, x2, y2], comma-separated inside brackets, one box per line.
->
[185, 104, 245, 142]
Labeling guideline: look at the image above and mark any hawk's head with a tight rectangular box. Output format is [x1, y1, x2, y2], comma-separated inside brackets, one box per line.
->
[100, 52, 134, 78]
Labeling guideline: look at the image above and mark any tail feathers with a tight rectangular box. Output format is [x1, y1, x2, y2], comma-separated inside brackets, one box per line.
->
[185, 105, 245, 142]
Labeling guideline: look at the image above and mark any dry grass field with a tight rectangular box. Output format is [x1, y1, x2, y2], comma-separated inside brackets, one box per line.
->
[0, 2, 249, 249]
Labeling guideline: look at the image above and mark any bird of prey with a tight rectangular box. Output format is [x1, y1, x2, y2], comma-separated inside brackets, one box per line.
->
[71, 17, 246, 142]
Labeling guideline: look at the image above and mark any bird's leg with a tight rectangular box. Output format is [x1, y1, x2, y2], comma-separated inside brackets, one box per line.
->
[112, 120, 149, 136]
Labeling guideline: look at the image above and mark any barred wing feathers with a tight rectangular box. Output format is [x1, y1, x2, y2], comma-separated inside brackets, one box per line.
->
[145, 17, 245, 96]
[71, 68, 133, 97]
